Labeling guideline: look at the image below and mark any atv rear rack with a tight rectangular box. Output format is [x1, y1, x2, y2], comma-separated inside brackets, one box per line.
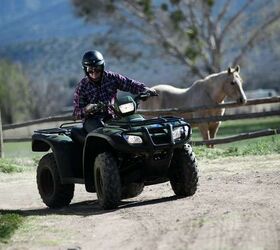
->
[34, 121, 83, 135]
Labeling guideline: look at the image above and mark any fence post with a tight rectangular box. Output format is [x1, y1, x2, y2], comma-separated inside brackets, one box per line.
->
[0, 109, 3, 158]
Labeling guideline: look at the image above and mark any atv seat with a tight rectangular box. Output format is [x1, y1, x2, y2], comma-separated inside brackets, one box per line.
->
[71, 126, 87, 145]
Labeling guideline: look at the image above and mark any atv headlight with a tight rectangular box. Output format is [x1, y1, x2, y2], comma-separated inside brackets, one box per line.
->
[172, 127, 184, 140]
[119, 102, 135, 114]
[172, 126, 189, 140]
[124, 135, 143, 144]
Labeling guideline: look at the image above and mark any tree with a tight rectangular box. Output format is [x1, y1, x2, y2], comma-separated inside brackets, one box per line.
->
[72, 0, 280, 78]
[0, 60, 32, 124]
[28, 77, 72, 119]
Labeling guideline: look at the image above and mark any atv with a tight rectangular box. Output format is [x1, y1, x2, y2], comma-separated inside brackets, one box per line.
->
[32, 92, 198, 210]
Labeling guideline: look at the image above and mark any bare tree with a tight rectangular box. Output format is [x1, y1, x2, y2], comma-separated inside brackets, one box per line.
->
[72, 0, 280, 78]
[29, 79, 71, 119]
[0, 60, 32, 124]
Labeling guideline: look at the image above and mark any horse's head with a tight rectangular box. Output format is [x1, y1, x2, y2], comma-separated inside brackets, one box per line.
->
[224, 65, 247, 104]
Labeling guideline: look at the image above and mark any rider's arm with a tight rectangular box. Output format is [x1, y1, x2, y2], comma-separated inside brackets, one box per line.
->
[109, 71, 147, 94]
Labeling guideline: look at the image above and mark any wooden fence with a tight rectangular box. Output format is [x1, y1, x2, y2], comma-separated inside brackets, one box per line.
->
[1, 96, 280, 147]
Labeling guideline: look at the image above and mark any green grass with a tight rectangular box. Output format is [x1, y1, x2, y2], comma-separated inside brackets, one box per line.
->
[0, 213, 24, 243]
[191, 116, 280, 140]
[3, 141, 44, 162]
[194, 135, 280, 159]
[0, 158, 24, 173]
[3, 141, 34, 158]
[0, 157, 36, 173]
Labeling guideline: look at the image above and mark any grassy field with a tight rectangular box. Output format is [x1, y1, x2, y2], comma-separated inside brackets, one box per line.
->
[3, 141, 37, 159]
[194, 135, 280, 159]
[191, 116, 280, 139]
[0, 157, 35, 173]
[191, 116, 280, 158]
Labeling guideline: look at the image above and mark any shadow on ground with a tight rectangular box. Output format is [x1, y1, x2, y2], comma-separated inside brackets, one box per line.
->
[0, 195, 180, 217]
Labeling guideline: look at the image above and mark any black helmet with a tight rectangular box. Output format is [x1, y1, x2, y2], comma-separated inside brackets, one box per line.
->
[82, 50, 105, 73]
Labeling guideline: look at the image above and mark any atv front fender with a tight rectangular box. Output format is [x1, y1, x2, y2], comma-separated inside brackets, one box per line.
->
[83, 133, 116, 192]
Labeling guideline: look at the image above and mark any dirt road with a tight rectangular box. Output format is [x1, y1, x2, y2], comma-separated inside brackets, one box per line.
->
[1, 155, 280, 250]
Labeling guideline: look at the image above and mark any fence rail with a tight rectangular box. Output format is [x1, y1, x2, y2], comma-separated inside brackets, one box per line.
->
[192, 128, 280, 146]
[2, 114, 73, 130]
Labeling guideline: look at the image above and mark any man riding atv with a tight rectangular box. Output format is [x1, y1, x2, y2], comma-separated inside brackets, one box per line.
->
[73, 50, 157, 132]
[32, 51, 198, 210]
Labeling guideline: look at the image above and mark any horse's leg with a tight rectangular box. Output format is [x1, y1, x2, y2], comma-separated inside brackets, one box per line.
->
[209, 121, 221, 148]
[198, 123, 210, 147]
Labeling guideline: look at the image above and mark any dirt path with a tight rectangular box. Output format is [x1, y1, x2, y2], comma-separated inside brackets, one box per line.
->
[1, 155, 280, 250]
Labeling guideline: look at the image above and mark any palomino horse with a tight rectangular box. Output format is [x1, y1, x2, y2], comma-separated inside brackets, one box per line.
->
[141, 66, 247, 146]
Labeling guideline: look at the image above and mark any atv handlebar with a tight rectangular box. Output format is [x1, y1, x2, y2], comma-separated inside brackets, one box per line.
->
[86, 91, 158, 117]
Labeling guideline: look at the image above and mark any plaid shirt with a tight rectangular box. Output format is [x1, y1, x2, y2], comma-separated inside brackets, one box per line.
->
[73, 70, 146, 120]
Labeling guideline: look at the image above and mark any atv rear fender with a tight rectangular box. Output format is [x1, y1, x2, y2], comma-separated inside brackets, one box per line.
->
[32, 133, 82, 183]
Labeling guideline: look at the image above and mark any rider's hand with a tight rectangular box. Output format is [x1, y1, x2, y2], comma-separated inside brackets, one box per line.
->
[85, 103, 99, 114]
[145, 87, 158, 96]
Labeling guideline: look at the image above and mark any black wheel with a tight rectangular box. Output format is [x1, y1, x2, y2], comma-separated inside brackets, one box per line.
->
[121, 183, 144, 199]
[94, 152, 121, 209]
[37, 153, 74, 208]
[169, 144, 198, 197]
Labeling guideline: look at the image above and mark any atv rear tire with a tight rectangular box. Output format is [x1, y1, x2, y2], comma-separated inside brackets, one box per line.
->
[37, 153, 74, 208]
[121, 183, 144, 199]
[169, 144, 198, 197]
[94, 152, 121, 209]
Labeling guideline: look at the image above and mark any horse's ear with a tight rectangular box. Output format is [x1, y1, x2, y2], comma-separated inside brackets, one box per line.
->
[235, 65, 240, 73]
[227, 67, 233, 75]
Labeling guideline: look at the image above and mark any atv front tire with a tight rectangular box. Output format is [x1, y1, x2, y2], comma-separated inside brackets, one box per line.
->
[169, 144, 198, 197]
[37, 153, 74, 208]
[94, 152, 121, 209]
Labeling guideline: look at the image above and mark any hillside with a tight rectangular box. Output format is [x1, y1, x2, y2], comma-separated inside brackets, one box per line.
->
[0, 0, 95, 45]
